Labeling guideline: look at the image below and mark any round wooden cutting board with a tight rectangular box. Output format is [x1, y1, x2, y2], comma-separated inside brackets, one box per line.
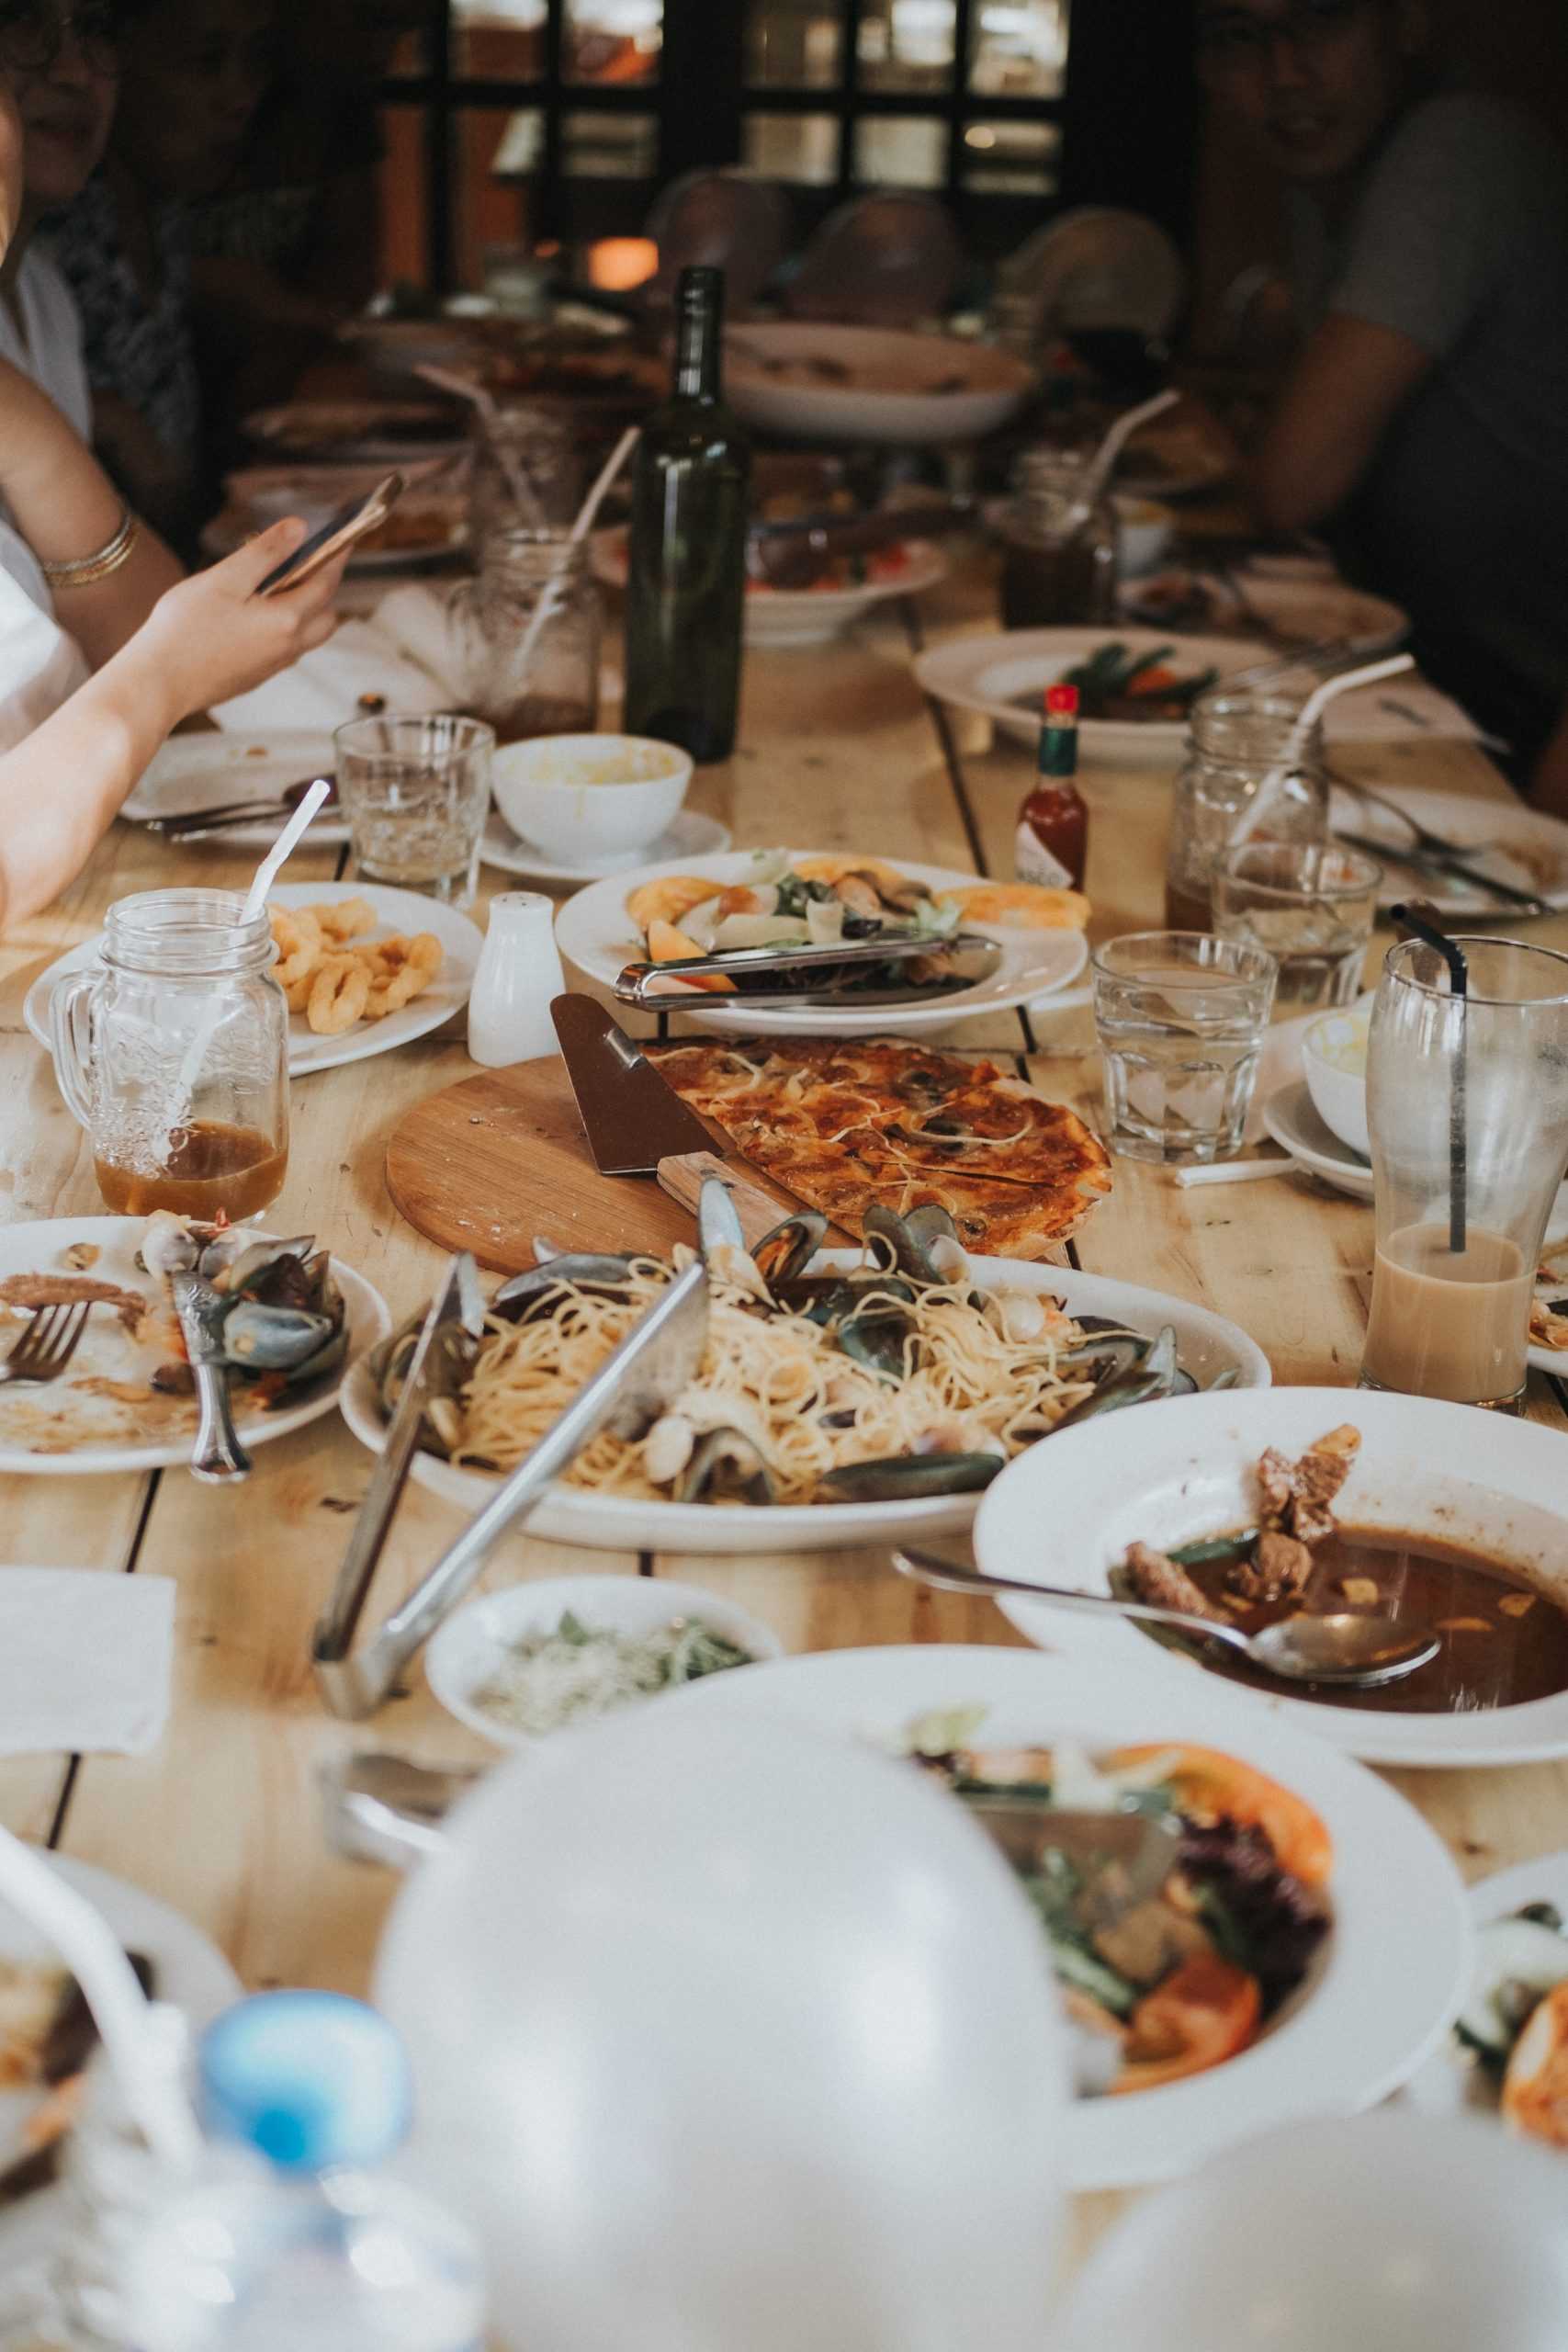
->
[385, 1057, 699, 1272]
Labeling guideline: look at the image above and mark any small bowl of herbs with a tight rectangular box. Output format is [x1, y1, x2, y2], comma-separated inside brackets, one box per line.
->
[425, 1574, 782, 1750]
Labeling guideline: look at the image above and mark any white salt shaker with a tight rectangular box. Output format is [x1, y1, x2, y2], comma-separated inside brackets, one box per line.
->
[467, 890, 566, 1066]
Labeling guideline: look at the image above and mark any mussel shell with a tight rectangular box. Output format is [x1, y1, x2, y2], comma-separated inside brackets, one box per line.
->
[196, 1226, 255, 1282]
[863, 1204, 948, 1283]
[1053, 1325, 1183, 1430]
[491, 1254, 649, 1322]
[820, 1451, 1002, 1502]
[675, 1427, 776, 1506]
[753, 1212, 828, 1291]
[220, 1302, 337, 1373]
[836, 1302, 916, 1380]
[222, 1238, 319, 1310]
[371, 1310, 483, 1457]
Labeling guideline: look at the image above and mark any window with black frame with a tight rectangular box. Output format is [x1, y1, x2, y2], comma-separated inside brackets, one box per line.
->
[376, 0, 1195, 298]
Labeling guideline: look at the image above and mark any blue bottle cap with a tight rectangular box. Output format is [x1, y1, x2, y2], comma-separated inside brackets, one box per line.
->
[198, 1992, 413, 2173]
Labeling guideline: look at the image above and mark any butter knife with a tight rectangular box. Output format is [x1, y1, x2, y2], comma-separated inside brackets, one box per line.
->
[170, 1271, 251, 1484]
[1334, 827, 1553, 917]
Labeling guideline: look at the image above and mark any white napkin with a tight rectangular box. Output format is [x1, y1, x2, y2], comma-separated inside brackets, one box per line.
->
[212, 582, 466, 734]
[1324, 675, 1483, 744]
[0, 1570, 175, 1755]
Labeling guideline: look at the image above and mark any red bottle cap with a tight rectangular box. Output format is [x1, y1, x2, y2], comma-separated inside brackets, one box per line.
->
[1044, 684, 1080, 717]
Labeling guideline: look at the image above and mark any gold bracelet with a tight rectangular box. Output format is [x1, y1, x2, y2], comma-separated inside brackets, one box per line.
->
[41, 508, 141, 590]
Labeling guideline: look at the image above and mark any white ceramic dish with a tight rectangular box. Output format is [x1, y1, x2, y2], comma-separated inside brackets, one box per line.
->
[592, 526, 948, 648]
[1405, 1851, 1568, 2129]
[555, 847, 1089, 1036]
[1117, 571, 1406, 656]
[674, 1641, 1470, 2188]
[480, 806, 729, 886]
[912, 627, 1271, 763]
[724, 323, 1033, 447]
[120, 731, 347, 849]
[1328, 785, 1568, 914]
[0, 1217, 389, 1477]
[425, 1573, 784, 1749]
[1260, 1080, 1375, 1198]
[340, 1255, 1270, 1555]
[28, 883, 482, 1081]
[1300, 998, 1373, 1158]
[491, 733, 692, 864]
[1112, 495, 1175, 577]
[0, 1855, 239, 2268]
[981, 1385, 1568, 1768]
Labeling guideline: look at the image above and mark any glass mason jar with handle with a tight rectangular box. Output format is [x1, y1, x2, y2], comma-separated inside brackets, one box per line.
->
[1362, 936, 1568, 1409]
[50, 888, 288, 1220]
[1165, 688, 1326, 933]
[448, 527, 600, 746]
[994, 446, 1119, 630]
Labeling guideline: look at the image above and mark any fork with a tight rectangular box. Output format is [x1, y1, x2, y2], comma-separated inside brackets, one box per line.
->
[0, 1301, 92, 1385]
[1329, 769, 1502, 862]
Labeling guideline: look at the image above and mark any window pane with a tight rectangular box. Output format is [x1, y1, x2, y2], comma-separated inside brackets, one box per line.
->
[960, 117, 1060, 195]
[454, 106, 540, 288]
[742, 112, 840, 185]
[968, 0, 1069, 96]
[565, 0, 661, 85]
[858, 0, 953, 93]
[745, 0, 843, 87]
[375, 104, 428, 296]
[563, 109, 660, 177]
[379, 5, 434, 77]
[451, 0, 543, 76]
[852, 115, 946, 188]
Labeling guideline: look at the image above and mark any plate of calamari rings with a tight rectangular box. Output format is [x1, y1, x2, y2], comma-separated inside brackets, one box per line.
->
[24, 883, 482, 1083]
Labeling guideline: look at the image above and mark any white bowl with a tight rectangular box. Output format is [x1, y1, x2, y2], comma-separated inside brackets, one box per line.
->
[1301, 995, 1373, 1159]
[491, 733, 692, 863]
[425, 1574, 784, 1750]
[1113, 494, 1175, 577]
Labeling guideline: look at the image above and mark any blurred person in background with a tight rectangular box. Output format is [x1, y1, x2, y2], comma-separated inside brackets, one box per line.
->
[48, 0, 279, 546]
[1198, 0, 1568, 795]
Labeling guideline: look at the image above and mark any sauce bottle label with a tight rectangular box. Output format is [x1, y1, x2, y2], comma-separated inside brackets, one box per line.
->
[1015, 821, 1075, 891]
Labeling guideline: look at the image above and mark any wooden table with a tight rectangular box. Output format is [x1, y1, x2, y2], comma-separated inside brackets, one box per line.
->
[3, 551, 1565, 2270]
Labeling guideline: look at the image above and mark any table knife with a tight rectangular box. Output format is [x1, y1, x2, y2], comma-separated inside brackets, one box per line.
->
[1334, 828, 1553, 917]
[551, 992, 818, 1249]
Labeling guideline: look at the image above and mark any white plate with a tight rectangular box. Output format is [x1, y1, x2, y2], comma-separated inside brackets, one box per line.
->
[425, 1574, 784, 1749]
[121, 732, 347, 849]
[1261, 1080, 1375, 1199]
[725, 324, 1033, 447]
[554, 847, 1089, 1036]
[913, 628, 1270, 763]
[671, 1642, 1470, 2188]
[27, 883, 481, 1082]
[1118, 570, 1407, 655]
[591, 526, 947, 648]
[480, 806, 730, 885]
[980, 1385, 1568, 1768]
[1405, 1851, 1568, 2128]
[1328, 785, 1568, 914]
[340, 1255, 1269, 1555]
[0, 1217, 389, 1476]
[0, 1853, 239, 2267]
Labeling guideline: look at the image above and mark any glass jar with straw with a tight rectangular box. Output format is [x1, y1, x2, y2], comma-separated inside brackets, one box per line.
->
[468, 404, 581, 548]
[449, 527, 602, 744]
[1362, 919, 1568, 1409]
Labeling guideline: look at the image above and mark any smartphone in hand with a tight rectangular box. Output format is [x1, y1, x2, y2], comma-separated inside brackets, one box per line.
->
[254, 473, 405, 597]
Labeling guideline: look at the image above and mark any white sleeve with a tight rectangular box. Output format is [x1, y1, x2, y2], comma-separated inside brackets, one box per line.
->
[0, 540, 90, 754]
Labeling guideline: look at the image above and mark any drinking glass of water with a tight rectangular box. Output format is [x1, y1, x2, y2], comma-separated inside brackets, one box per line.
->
[334, 713, 494, 907]
[1211, 841, 1382, 1016]
[1093, 931, 1278, 1163]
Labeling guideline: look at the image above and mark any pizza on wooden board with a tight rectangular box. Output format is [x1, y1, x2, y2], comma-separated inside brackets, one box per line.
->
[649, 1035, 1111, 1259]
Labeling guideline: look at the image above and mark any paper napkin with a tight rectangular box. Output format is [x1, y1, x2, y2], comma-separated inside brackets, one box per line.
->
[0, 1571, 175, 1756]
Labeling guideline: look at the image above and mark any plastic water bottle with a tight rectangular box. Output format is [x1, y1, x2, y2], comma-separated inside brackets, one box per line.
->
[118, 1993, 485, 2352]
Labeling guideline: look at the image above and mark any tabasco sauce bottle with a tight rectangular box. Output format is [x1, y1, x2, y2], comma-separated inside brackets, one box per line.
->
[1016, 683, 1088, 890]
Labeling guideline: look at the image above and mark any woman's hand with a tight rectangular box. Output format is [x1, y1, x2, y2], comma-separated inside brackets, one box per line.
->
[135, 520, 347, 724]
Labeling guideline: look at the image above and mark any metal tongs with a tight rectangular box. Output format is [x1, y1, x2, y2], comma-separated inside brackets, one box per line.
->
[312, 1246, 710, 1718]
[615, 930, 1002, 1011]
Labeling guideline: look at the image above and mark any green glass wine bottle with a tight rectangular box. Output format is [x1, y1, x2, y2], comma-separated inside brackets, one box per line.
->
[623, 264, 750, 763]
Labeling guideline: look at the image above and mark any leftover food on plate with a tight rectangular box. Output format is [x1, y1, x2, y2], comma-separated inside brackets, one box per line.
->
[1452, 1904, 1568, 2147]
[467, 1609, 755, 1737]
[268, 899, 445, 1037]
[621, 853, 1087, 1001]
[1045, 640, 1220, 724]
[649, 1034, 1110, 1258]
[901, 1711, 1331, 2097]
[373, 1207, 1193, 1506]
[1119, 1425, 1568, 1714]
[0, 1950, 152, 2206]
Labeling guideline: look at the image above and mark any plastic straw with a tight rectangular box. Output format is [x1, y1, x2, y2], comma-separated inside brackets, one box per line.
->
[504, 424, 639, 695]
[1393, 901, 1469, 1255]
[414, 362, 541, 526]
[1228, 651, 1416, 848]
[0, 1826, 201, 2165]
[1081, 387, 1181, 505]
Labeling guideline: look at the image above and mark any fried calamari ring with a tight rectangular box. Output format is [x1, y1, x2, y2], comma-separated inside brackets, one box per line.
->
[310, 897, 378, 944]
[270, 907, 322, 989]
[363, 932, 444, 1018]
[306, 954, 371, 1035]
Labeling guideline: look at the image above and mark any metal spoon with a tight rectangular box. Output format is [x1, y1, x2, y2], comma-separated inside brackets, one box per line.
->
[889, 1547, 1439, 1689]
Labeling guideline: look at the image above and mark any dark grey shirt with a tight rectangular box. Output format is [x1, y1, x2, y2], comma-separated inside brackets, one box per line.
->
[1288, 94, 1568, 765]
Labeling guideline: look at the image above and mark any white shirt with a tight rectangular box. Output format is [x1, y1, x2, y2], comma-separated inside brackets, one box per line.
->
[0, 560, 89, 755]
[0, 251, 95, 628]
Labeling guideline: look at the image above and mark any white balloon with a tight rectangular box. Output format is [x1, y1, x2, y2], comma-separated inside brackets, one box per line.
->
[376, 1707, 1066, 2352]
[1054, 2111, 1568, 2352]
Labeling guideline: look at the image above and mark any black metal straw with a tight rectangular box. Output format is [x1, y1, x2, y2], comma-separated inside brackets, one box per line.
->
[1392, 904, 1468, 1255]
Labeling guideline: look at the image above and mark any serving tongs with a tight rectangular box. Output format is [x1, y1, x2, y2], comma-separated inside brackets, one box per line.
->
[615, 930, 1002, 1011]
[312, 1246, 710, 1719]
